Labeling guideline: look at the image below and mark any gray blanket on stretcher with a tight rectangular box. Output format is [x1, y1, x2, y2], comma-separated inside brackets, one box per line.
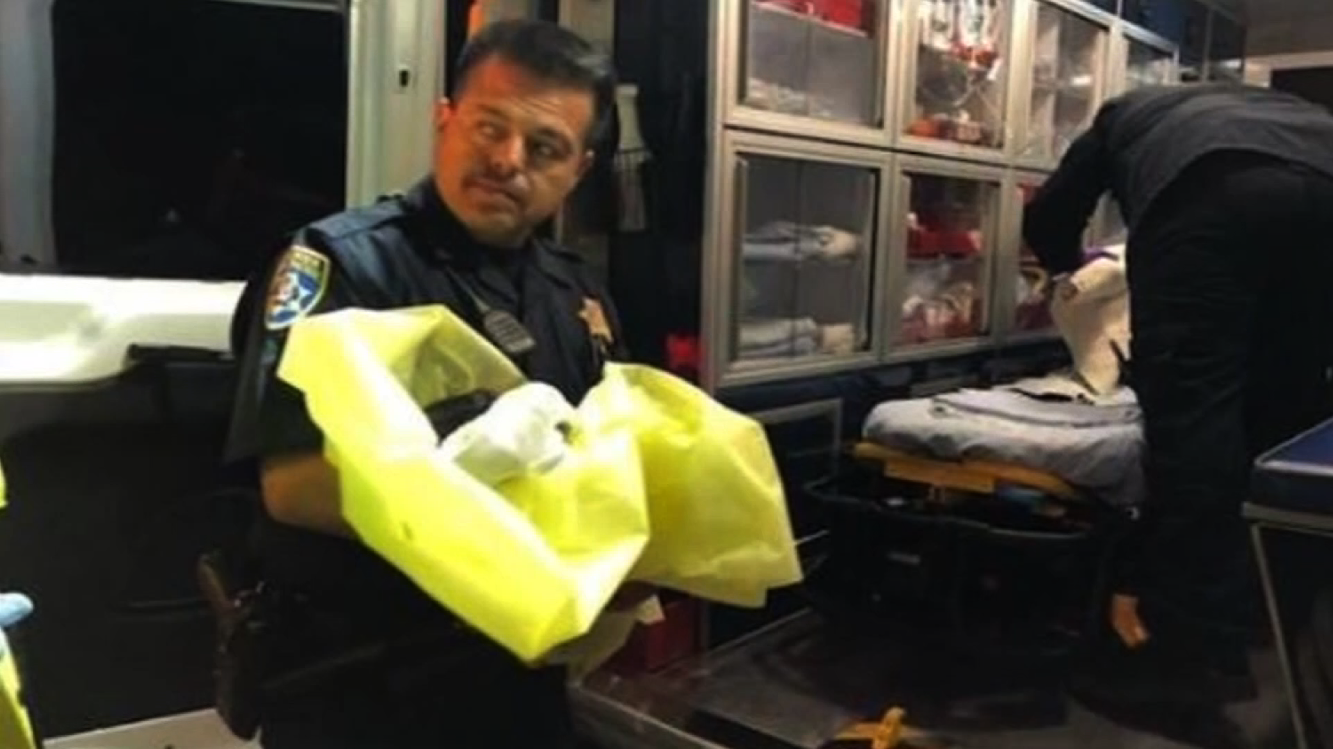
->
[862, 381, 1145, 508]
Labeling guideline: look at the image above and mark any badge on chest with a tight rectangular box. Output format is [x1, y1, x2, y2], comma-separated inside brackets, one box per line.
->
[580, 297, 614, 352]
[265, 246, 330, 331]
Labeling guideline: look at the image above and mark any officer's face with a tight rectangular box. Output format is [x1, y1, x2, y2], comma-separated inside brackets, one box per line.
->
[434, 58, 595, 248]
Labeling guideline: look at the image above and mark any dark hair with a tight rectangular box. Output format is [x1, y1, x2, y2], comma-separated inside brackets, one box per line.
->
[453, 20, 617, 149]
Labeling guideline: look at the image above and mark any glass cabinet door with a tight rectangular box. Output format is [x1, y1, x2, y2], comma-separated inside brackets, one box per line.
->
[730, 151, 879, 368]
[897, 167, 1000, 345]
[741, 0, 885, 129]
[1123, 0, 1203, 81]
[1207, 12, 1245, 82]
[1175, 1, 1207, 82]
[1014, 181, 1054, 334]
[1124, 36, 1174, 90]
[905, 0, 1010, 152]
[1021, 2, 1109, 164]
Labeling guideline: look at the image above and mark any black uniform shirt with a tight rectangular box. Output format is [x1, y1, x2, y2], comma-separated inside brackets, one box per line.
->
[1023, 84, 1333, 274]
[225, 177, 625, 609]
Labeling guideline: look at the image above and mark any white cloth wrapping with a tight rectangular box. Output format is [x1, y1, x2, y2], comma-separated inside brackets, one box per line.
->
[1050, 244, 1130, 395]
[437, 383, 577, 485]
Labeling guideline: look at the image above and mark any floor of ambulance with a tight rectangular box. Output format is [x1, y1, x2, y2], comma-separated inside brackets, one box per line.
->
[573, 610, 1295, 749]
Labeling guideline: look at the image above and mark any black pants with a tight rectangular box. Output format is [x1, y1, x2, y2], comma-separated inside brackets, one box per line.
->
[1123, 152, 1333, 640]
[259, 633, 576, 748]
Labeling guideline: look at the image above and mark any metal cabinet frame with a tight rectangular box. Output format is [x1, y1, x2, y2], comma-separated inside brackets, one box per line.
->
[1201, 5, 1245, 82]
[716, 0, 900, 147]
[883, 155, 1010, 362]
[703, 130, 895, 390]
[1011, 0, 1118, 172]
[1109, 22, 1179, 94]
[894, 0, 1027, 166]
[696, 0, 1190, 393]
[346, 0, 445, 205]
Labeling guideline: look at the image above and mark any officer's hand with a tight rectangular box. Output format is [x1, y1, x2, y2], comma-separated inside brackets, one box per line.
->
[437, 383, 576, 485]
[1110, 593, 1150, 648]
[423, 391, 497, 439]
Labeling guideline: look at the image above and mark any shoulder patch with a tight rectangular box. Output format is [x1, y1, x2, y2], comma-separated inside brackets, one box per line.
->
[265, 246, 331, 331]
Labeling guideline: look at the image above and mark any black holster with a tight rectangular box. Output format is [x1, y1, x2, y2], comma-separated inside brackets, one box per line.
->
[199, 551, 481, 740]
[198, 551, 269, 740]
[196, 391, 502, 740]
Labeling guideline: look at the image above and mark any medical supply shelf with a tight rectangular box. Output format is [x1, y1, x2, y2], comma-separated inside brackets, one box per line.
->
[696, 0, 1248, 392]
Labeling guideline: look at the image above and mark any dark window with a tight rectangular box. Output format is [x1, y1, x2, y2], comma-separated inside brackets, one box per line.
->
[44, 0, 348, 280]
[1273, 67, 1333, 113]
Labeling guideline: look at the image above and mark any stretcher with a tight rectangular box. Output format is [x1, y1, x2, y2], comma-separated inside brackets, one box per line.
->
[858, 383, 1145, 509]
[800, 384, 1140, 660]
[845, 244, 1142, 510]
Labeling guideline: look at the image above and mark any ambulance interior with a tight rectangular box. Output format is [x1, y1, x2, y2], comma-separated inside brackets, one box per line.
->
[1, 0, 1332, 748]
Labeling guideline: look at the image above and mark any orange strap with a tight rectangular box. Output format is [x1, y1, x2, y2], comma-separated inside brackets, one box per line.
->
[851, 442, 1082, 502]
[836, 707, 906, 748]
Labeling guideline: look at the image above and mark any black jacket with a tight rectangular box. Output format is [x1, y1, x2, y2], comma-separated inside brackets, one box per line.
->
[1023, 84, 1333, 273]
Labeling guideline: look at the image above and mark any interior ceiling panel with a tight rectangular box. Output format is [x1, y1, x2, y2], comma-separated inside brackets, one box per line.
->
[1245, 0, 1329, 25]
[1244, 0, 1333, 57]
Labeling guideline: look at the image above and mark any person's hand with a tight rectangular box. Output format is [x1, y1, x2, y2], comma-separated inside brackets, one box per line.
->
[1110, 593, 1150, 648]
[423, 391, 496, 439]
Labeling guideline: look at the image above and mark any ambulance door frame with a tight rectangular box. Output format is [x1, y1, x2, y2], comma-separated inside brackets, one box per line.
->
[346, 0, 446, 206]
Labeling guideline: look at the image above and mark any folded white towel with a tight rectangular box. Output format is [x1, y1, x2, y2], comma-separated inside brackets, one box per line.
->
[739, 317, 820, 350]
[742, 222, 862, 262]
[738, 335, 820, 360]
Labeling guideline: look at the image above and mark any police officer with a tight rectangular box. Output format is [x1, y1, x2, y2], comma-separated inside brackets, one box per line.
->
[225, 20, 630, 748]
[1024, 84, 1333, 712]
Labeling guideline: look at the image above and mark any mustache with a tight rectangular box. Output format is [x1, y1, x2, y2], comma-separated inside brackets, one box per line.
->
[465, 174, 525, 202]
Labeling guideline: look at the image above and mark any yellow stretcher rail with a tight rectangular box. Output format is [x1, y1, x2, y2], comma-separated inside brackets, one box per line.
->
[851, 443, 1083, 502]
[0, 461, 36, 749]
[836, 707, 906, 748]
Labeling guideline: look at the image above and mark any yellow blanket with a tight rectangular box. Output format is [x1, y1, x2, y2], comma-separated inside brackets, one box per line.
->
[0, 462, 36, 749]
[279, 306, 802, 661]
